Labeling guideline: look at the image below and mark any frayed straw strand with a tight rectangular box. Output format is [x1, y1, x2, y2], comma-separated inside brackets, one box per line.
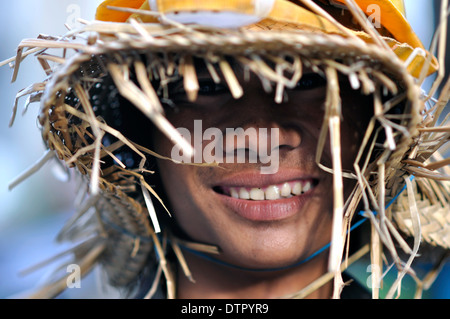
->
[144, 265, 163, 299]
[386, 176, 422, 299]
[140, 180, 161, 233]
[23, 239, 106, 299]
[170, 239, 195, 283]
[8, 150, 54, 191]
[151, 232, 175, 299]
[108, 63, 194, 158]
[10, 82, 46, 127]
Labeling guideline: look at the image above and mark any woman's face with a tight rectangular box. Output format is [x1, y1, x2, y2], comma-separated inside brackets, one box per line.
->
[150, 62, 369, 270]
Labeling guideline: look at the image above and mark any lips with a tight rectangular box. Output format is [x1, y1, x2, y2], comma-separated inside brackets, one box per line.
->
[213, 170, 318, 221]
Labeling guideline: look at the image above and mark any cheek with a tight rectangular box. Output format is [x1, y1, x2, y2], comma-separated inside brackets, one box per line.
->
[154, 153, 214, 231]
[156, 160, 200, 229]
[156, 158, 195, 207]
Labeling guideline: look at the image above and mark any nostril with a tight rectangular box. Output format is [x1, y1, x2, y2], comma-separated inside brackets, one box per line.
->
[270, 125, 302, 151]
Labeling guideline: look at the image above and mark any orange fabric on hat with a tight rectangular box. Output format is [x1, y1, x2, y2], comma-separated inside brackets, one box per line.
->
[94, 0, 438, 77]
[331, 0, 424, 49]
[96, 0, 146, 22]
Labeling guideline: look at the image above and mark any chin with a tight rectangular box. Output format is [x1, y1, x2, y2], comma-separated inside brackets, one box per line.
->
[215, 229, 320, 272]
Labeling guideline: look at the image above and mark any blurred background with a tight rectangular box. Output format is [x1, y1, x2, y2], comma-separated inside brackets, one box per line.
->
[0, 0, 448, 299]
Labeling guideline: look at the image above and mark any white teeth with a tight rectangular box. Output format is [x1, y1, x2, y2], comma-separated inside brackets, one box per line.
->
[230, 188, 239, 199]
[250, 188, 265, 200]
[265, 185, 281, 200]
[292, 182, 302, 196]
[239, 188, 250, 200]
[281, 183, 291, 197]
[228, 181, 314, 200]
[303, 181, 312, 193]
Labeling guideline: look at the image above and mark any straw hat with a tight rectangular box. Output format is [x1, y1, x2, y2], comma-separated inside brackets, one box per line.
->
[4, 0, 449, 299]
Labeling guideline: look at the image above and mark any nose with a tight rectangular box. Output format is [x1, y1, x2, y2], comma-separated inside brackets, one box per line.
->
[270, 123, 302, 151]
[216, 73, 305, 161]
[236, 121, 301, 151]
[225, 83, 303, 153]
[221, 119, 302, 160]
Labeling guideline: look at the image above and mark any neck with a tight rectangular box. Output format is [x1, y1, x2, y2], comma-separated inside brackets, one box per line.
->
[176, 251, 332, 299]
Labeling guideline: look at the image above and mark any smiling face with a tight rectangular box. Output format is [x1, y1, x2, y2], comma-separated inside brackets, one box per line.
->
[145, 59, 371, 271]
